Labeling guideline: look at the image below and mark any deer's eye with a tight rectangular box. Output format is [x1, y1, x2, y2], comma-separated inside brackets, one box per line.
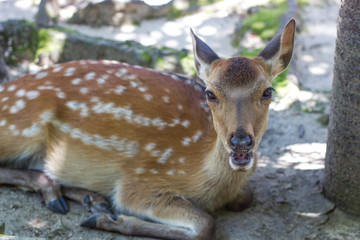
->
[262, 88, 274, 99]
[205, 90, 217, 101]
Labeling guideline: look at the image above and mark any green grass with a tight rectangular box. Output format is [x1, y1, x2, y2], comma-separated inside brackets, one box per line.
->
[35, 29, 65, 62]
[235, 0, 288, 46]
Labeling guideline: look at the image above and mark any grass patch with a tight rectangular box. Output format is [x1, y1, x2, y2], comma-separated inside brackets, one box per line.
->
[35, 29, 65, 62]
[234, 0, 288, 47]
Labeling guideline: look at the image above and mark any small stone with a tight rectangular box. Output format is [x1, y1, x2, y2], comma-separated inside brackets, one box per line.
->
[298, 124, 305, 138]
[284, 183, 293, 190]
[265, 173, 278, 179]
[51, 219, 66, 232]
[275, 196, 287, 204]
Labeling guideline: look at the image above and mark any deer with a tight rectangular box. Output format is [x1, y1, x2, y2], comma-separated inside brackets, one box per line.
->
[0, 19, 295, 239]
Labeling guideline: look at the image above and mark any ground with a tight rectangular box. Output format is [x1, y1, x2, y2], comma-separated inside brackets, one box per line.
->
[1, 0, 360, 239]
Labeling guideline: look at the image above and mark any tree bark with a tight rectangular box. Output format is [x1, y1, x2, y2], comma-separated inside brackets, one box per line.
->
[0, 45, 9, 84]
[324, 0, 360, 216]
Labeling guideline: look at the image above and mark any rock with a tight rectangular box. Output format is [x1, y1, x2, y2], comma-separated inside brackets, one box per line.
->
[68, 0, 173, 27]
[298, 124, 305, 138]
[265, 173, 278, 179]
[0, 19, 192, 76]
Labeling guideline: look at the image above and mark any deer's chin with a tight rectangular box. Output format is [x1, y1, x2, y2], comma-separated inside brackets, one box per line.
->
[229, 152, 254, 171]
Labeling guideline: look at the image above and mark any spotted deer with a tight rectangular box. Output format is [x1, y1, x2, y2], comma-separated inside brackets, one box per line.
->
[0, 20, 295, 239]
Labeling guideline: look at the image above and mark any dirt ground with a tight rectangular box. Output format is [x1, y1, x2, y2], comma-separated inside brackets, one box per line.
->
[1, 0, 360, 239]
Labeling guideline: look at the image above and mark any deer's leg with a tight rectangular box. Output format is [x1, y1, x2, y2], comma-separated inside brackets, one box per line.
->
[81, 195, 215, 240]
[225, 182, 253, 211]
[61, 186, 112, 214]
[0, 167, 68, 214]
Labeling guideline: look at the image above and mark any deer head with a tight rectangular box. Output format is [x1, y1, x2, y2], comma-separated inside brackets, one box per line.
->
[191, 19, 295, 171]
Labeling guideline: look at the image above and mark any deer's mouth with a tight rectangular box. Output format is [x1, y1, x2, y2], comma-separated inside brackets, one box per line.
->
[229, 152, 254, 171]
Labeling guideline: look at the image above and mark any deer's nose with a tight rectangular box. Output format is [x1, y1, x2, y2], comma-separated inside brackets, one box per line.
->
[229, 134, 252, 153]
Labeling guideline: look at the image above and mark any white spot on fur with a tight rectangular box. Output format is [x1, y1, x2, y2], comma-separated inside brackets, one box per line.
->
[125, 141, 138, 157]
[2, 105, 8, 111]
[178, 170, 187, 175]
[85, 72, 96, 80]
[135, 168, 146, 174]
[40, 111, 54, 124]
[167, 170, 176, 175]
[115, 85, 127, 95]
[145, 143, 156, 151]
[9, 99, 26, 114]
[97, 77, 106, 85]
[80, 87, 89, 94]
[182, 120, 190, 128]
[16, 89, 26, 97]
[38, 86, 54, 90]
[26, 91, 40, 100]
[35, 71, 48, 79]
[177, 104, 183, 111]
[66, 101, 89, 117]
[150, 169, 159, 174]
[124, 74, 136, 80]
[179, 157, 186, 163]
[7, 85, 16, 91]
[144, 94, 153, 101]
[64, 67, 76, 76]
[115, 68, 128, 78]
[57, 92, 66, 99]
[162, 96, 170, 103]
[192, 131, 203, 142]
[1, 97, 9, 102]
[157, 148, 173, 164]
[71, 78, 82, 85]
[91, 97, 100, 102]
[56, 124, 138, 155]
[182, 131, 203, 146]
[169, 119, 180, 127]
[53, 66, 63, 72]
[0, 119, 6, 126]
[130, 81, 139, 88]
[9, 124, 19, 135]
[0, 86, 4, 92]
[91, 101, 185, 130]
[181, 137, 191, 146]
[22, 123, 42, 137]
[139, 87, 147, 92]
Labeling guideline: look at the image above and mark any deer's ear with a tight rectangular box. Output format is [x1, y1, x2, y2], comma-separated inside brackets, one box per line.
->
[190, 29, 220, 82]
[256, 19, 296, 79]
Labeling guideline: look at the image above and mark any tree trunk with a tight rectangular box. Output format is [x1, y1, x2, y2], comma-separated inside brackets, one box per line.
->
[323, 0, 360, 216]
[0, 45, 9, 84]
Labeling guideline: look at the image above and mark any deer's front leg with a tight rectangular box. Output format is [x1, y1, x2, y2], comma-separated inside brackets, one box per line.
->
[0, 167, 68, 214]
[81, 194, 215, 240]
[225, 182, 253, 212]
[61, 186, 112, 214]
